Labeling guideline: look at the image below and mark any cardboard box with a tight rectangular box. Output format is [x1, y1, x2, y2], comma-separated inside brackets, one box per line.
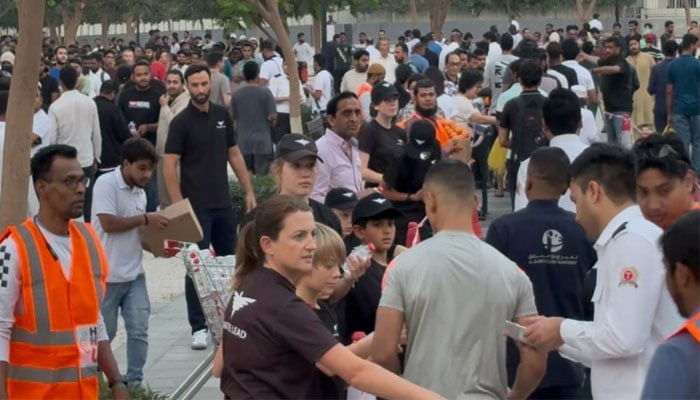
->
[142, 199, 203, 257]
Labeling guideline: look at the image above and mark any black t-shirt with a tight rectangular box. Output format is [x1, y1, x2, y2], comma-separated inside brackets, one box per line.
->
[94, 96, 131, 169]
[358, 120, 407, 187]
[307, 301, 346, 399]
[549, 64, 579, 87]
[40, 75, 59, 112]
[220, 267, 338, 399]
[334, 43, 353, 71]
[394, 82, 411, 109]
[117, 82, 166, 145]
[485, 200, 597, 389]
[342, 247, 396, 343]
[165, 102, 236, 209]
[241, 199, 342, 236]
[599, 56, 634, 113]
[499, 91, 548, 161]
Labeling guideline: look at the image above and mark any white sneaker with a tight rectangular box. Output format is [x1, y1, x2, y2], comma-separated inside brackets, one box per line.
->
[191, 329, 208, 350]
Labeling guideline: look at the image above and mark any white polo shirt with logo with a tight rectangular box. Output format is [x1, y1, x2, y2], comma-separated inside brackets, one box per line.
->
[91, 167, 146, 283]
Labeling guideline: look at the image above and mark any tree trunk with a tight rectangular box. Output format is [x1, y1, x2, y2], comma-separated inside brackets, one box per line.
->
[125, 12, 135, 41]
[312, 16, 321, 52]
[409, 0, 418, 29]
[47, 19, 59, 43]
[429, 0, 451, 35]
[100, 10, 109, 47]
[61, 1, 84, 46]
[246, 0, 302, 133]
[683, 0, 691, 28]
[576, 0, 597, 26]
[0, 0, 45, 228]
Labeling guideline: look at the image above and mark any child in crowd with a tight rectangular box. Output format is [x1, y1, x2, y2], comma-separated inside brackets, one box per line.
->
[297, 223, 373, 399]
[324, 187, 358, 238]
[343, 193, 406, 343]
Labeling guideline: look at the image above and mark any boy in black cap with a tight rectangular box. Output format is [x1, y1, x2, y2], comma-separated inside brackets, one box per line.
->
[324, 187, 358, 237]
[342, 192, 405, 343]
[382, 119, 441, 245]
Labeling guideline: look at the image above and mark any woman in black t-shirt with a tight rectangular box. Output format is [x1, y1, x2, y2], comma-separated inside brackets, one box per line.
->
[216, 195, 438, 399]
[358, 82, 407, 188]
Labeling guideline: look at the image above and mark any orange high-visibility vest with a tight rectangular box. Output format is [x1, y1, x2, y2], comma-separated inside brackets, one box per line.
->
[397, 113, 452, 147]
[356, 82, 372, 99]
[2, 219, 108, 400]
[669, 312, 700, 343]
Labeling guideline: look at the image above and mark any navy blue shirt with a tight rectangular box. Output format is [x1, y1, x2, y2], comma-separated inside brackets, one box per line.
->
[485, 200, 596, 389]
[641, 307, 700, 399]
[648, 58, 673, 114]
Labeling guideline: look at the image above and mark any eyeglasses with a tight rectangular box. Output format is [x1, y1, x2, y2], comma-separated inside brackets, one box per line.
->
[44, 176, 89, 189]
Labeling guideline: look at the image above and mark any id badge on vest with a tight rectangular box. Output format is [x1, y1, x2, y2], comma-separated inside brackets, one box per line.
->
[75, 325, 99, 369]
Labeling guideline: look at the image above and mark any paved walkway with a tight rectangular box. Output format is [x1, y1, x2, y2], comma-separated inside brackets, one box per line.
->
[109, 188, 513, 398]
[110, 294, 212, 396]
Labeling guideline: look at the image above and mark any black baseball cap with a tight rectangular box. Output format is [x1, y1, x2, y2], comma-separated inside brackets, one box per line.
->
[352, 192, 403, 225]
[276, 133, 324, 163]
[406, 120, 441, 162]
[325, 187, 358, 210]
[371, 81, 399, 104]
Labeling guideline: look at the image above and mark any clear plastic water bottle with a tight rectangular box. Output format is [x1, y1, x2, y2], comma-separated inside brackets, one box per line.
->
[128, 121, 137, 135]
[342, 243, 374, 276]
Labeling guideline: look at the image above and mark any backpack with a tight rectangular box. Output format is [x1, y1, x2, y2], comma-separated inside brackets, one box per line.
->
[509, 94, 548, 162]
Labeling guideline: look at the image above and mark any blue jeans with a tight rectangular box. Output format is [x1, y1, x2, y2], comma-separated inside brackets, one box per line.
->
[672, 114, 700, 173]
[102, 274, 151, 384]
[604, 112, 628, 144]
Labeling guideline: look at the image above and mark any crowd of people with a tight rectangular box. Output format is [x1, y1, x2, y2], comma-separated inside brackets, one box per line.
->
[0, 16, 697, 400]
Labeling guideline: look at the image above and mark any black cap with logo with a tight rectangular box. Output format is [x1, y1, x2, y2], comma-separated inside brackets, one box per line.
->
[352, 192, 403, 225]
[406, 120, 441, 163]
[371, 81, 399, 104]
[325, 187, 358, 210]
[276, 133, 324, 163]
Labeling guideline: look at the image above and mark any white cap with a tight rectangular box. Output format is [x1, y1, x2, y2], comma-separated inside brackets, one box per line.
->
[238, 35, 247, 41]
[548, 32, 560, 43]
[0, 51, 14, 65]
[229, 33, 237, 39]
[571, 85, 587, 99]
[511, 20, 520, 31]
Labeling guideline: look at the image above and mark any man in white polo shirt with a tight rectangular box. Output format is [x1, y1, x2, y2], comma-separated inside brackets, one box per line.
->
[91, 138, 169, 388]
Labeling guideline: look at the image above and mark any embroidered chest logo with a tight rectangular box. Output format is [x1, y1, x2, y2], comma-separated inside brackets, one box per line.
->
[619, 267, 639, 288]
[216, 121, 226, 129]
[230, 291, 256, 318]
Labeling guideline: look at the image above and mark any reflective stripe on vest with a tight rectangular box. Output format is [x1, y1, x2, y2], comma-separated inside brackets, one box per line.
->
[9, 365, 98, 382]
[10, 222, 104, 347]
[73, 222, 104, 302]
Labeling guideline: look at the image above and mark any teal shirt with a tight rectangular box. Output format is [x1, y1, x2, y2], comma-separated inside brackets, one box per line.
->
[668, 55, 700, 116]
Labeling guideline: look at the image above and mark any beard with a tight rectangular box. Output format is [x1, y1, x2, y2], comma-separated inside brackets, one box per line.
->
[192, 92, 210, 105]
[357, 65, 368, 73]
[415, 103, 437, 118]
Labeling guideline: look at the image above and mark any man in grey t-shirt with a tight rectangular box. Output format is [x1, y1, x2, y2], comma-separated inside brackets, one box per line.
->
[231, 61, 277, 175]
[207, 51, 232, 108]
[372, 159, 546, 399]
